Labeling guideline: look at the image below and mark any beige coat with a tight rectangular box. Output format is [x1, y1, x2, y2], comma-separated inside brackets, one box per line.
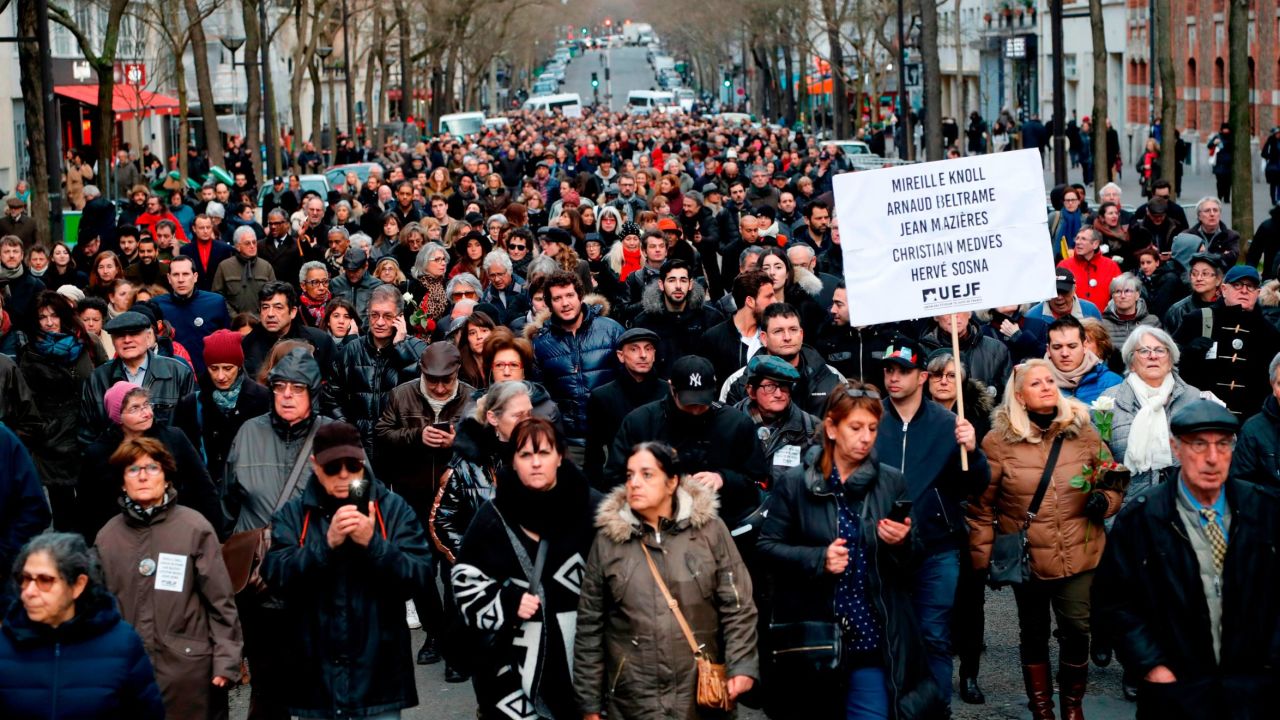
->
[64, 161, 94, 209]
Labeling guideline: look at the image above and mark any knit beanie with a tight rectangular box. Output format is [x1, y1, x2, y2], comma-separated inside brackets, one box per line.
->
[104, 380, 139, 425]
[203, 329, 245, 368]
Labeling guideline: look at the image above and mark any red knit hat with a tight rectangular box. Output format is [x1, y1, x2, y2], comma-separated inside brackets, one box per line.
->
[203, 329, 245, 367]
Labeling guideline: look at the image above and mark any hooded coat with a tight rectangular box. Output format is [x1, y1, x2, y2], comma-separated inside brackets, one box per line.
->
[95, 491, 242, 720]
[631, 281, 725, 378]
[573, 481, 759, 719]
[968, 398, 1124, 579]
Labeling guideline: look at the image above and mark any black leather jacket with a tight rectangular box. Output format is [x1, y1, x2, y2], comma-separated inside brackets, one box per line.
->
[429, 418, 510, 564]
[323, 333, 428, 460]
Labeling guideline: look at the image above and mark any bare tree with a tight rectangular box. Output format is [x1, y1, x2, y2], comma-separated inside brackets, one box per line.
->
[1154, 0, 1177, 192]
[179, 0, 224, 168]
[820, 0, 852, 138]
[1089, 0, 1108, 194]
[1228, 0, 1253, 249]
[49, 0, 133, 170]
[17, 0, 53, 241]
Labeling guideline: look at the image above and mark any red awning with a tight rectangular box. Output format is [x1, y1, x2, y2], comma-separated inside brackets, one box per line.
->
[54, 84, 181, 121]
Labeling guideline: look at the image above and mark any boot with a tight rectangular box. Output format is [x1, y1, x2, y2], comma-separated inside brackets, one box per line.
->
[416, 636, 441, 665]
[1058, 661, 1088, 720]
[958, 656, 985, 704]
[1021, 663, 1056, 720]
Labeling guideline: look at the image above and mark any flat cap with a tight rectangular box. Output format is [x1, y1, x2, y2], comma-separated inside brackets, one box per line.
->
[419, 342, 462, 376]
[1170, 399, 1240, 436]
[748, 354, 801, 384]
[104, 311, 152, 334]
[616, 327, 659, 349]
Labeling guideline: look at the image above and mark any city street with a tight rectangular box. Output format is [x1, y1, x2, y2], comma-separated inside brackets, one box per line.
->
[561, 45, 657, 113]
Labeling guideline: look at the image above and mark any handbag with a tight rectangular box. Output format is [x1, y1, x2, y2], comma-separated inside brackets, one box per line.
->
[221, 422, 320, 595]
[988, 435, 1065, 588]
[767, 620, 843, 673]
[641, 544, 732, 711]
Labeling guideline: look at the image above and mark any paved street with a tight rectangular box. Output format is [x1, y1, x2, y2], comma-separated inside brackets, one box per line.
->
[562, 45, 657, 113]
[230, 583, 1142, 720]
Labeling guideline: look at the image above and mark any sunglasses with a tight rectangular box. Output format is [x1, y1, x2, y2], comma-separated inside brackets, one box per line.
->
[842, 386, 881, 400]
[15, 572, 58, 591]
[507, 244, 527, 251]
[322, 458, 363, 476]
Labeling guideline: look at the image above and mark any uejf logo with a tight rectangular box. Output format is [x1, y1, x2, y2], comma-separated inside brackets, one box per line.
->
[921, 281, 982, 304]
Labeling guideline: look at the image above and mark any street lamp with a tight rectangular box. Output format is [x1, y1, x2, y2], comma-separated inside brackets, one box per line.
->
[220, 35, 247, 138]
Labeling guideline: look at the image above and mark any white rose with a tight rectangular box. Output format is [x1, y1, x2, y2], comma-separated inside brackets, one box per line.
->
[1091, 396, 1115, 412]
[402, 292, 414, 304]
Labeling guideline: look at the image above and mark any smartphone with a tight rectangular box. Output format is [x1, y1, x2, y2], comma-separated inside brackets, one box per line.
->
[346, 477, 370, 515]
[432, 421, 453, 433]
[887, 500, 913, 523]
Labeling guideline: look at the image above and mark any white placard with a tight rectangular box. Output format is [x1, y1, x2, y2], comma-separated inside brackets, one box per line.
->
[563, 104, 582, 119]
[154, 553, 188, 593]
[832, 148, 1056, 327]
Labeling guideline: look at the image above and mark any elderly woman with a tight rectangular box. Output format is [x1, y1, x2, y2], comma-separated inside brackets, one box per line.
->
[78, 383, 221, 540]
[96, 438, 242, 720]
[451, 418, 602, 719]
[0, 533, 165, 718]
[969, 359, 1126, 719]
[1100, 273, 1161, 369]
[574, 442, 759, 719]
[408, 241, 450, 333]
[1099, 327, 1202, 502]
[757, 382, 940, 719]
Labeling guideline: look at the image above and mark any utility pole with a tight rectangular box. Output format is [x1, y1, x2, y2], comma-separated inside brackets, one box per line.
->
[341, 0, 355, 139]
[38, 0, 62, 243]
[1050, 0, 1066, 185]
[897, 0, 912, 160]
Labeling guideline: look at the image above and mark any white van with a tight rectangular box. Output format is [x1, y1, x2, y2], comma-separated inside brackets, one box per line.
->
[438, 111, 486, 138]
[627, 90, 675, 115]
[523, 93, 583, 115]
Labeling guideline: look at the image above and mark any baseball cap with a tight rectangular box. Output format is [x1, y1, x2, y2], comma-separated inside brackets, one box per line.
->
[1224, 265, 1261, 286]
[313, 422, 366, 466]
[879, 339, 925, 370]
[419, 342, 461, 376]
[1055, 269, 1076, 292]
[657, 217, 680, 233]
[670, 355, 717, 406]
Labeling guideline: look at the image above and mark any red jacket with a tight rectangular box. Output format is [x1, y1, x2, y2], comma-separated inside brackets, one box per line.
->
[1058, 253, 1121, 309]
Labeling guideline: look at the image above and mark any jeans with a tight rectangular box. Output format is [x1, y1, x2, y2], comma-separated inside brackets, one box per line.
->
[845, 665, 891, 720]
[911, 548, 960, 705]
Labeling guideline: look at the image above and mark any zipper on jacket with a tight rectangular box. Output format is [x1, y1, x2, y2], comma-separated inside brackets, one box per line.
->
[900, 419, 910, 474]
[774, 644, 837, 655]
[610, 655, 628, 694]
[52, 641, 61, 719]
[728, 570, 741, 609]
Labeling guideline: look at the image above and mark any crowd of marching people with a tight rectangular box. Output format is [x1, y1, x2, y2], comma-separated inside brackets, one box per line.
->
[1, 104, 1279, 720]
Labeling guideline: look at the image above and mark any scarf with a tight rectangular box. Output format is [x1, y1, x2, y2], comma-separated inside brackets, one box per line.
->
[1048, 351, 1101, 390]
[299, 290, 330, 326]
[420, 378, 459, 415]
[34, 331, 84, 365]
[0, 262, 23, 283]
[494, 461, 592, 538]
[1059, 209, 1083, 247]
[29, 266, 47, 278]
[620, 246, 643, 281]
[421, 276, 448, 319]
[1123, 372, 1175, 473]
[212, 373, 245, 414]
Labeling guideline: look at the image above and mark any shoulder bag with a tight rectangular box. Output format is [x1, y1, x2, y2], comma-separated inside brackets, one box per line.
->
[988, 435, 1065, 587]
[641, 543, 732, 711]
[222, 422, 320, 595]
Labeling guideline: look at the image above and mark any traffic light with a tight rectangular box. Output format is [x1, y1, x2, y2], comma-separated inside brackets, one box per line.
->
[604, 18, 612, 27]
[723, 72, 732, 88]
[591, 72, 599, 88]
[582, 26, 588, 35]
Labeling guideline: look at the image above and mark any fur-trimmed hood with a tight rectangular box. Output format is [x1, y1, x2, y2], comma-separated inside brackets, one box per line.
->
[989, 395, 1093, 444]
[792, 265, 824, 298]
[639, 277, 708, 315]
[520, 292, 611, 340]
[1261, 279, 1280, 308]
[594, 478, 720, 544]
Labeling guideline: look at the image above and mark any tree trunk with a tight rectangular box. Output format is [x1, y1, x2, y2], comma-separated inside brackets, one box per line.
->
[954, 0, 966, 125]
[1089, 0, 1109, 194]
[241, 0, 263, 183]
[310, 62, 324, 153]
[1155, 0, 1178, 191]
[822, 0, 849, 138]
[783, 35, 797, 127]
[184, 0, 223, 169]
[18, 0, 51, 243]
[395, 0, 412, 121]
[1228, 0, 1253, 252]
[919, 0, 942, 160]
[364, 2, 380, 131]
[176, 49, 190, 184]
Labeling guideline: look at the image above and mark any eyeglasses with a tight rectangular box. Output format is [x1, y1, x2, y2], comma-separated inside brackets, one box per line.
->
[14, 572, 58, 591]
[124, 462, 163, 478]
[1189, 271, 1218, 280]
[1180, 438, 1236, 454]
[304, 278, 330, 286]
[492, 361, 523, 371]
[451, 290, 479, 300]
[842, 386, 881, 400]
[1113, 288, 1138, 295]
[755, 381, 793, 396]
[271, 381, 309, 396]
[123, 403, 152, 416]
[1228, 282, 1260, 293]
[1135, 346, 1170, 358]
[322, 458, 363, 476]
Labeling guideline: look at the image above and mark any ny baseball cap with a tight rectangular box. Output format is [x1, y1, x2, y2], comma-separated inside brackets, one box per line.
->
[670, 355, 717, 406]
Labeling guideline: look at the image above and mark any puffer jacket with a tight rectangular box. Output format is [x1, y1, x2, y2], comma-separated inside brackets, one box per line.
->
[79, 351, 196, 446]
[630, 282, 725, 378]
[323, 333, 428, 460]
[18, 337, 98, 487]
[95, 491, 242, 720]
[530, 302, 624, 439]
[757, 447, 942, 719]
[1100, 374, 1202, 500]
[1101, 297, 1161, 355]
[263, 474, 432, 719]
[969, 399, 1125, 579]
[573, 481, 759, 719]
[0, 582, 165, 720]
[1232, 394, 1280, 488]
[374, 378, 476, 511]
[428, 418, 506, 564]
[733, 395, 819, 490]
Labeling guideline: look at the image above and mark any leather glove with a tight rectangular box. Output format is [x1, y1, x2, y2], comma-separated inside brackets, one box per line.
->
[1085, 492, 1110, 523]
[1185, 336, 1214, 359]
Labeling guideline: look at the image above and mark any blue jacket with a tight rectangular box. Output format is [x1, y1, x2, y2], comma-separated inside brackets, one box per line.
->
[0, 423, 49, 606]
[0, 585, 164, 720]
[874, 398, 991, 554]
[1062, 363, 1123, 405]
[531, 304, 624, 440]
[152, 290, 231, 374]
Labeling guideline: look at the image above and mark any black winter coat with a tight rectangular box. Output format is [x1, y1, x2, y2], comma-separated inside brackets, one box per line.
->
[0, 584, 165, 720]
[919, 320, 1013, 400]
[428, 418, 506, 563]
[584, 373, 670, 489]
[78, 351, 197, 447]
[702, 318, 761, 388]
[0, 424, 49, 606]
[18, 338, 99, 487]
[241, 321, 337, 383]
[1095, 478, 1280, 719]
[323, 333, 428, 462]
[607, 396, 767, 527]
[196, 376, 272, 485]
[722, 345, 846, 417]
[1231, 394, 1280, 487]
[757, 447, 942, 719]
[263, 475, 432, 718]
[813, 321, 897, 383]
[629, 283, 725, 378]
